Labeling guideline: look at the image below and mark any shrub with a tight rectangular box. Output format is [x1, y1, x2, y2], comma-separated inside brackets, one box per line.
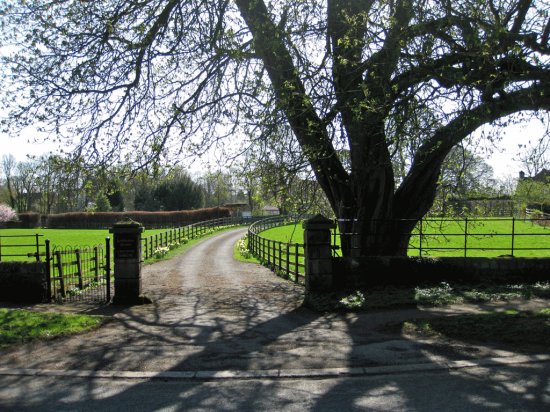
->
[0, 204, 17, 223]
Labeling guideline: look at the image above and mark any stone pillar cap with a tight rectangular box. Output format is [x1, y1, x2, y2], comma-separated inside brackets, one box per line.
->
[110, 217, 144, 233]
[302, 214, 336, 229]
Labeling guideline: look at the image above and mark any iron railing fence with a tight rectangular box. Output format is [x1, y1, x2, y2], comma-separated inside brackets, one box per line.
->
[248, 216, 311, 283]
[334, 216, 550, 257]
[46, 238, 111, 303]
[0, 234, 45, 261]
[141, 216, 244, 260]
[248, 216, 550, 273]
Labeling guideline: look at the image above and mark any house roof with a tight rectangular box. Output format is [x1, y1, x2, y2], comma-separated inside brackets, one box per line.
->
[520, 169, 550, 183]
[223, 202, 249, 208]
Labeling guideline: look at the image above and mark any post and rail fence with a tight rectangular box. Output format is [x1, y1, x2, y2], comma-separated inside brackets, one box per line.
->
[141, 216, 243, 260]
[5, 215, 550, 301]
[247, 215, 313, 284]
[0, 216, 248, 303]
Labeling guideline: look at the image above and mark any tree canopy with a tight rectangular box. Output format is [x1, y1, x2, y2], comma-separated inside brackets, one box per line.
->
[1, 0, 549, 256]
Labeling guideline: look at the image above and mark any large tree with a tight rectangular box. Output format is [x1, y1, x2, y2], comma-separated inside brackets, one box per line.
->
[1, 0, 549, 256]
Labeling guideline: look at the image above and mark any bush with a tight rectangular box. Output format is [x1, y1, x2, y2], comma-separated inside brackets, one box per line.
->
[0, 204, 17, 223]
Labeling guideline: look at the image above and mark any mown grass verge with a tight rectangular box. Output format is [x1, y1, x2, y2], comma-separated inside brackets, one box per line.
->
[233, 233, 261, 264]
[0, 308, 107, 348]
[389, 309, 550, 347]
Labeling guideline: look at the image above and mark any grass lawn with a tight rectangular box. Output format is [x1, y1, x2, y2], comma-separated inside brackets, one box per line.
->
[260, 218, 550, 257]
[391, 309, 550, 348]
[0, 308, 107, 348]
[0, 227, 181, 261]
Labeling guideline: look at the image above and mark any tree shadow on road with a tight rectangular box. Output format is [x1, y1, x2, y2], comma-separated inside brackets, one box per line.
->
[1, 280, 549, 410]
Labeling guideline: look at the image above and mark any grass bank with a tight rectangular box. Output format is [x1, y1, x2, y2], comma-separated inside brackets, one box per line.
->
[0, 308, 107, 348]
[387, 309, 550, 349]
[304, 282, 550, 312]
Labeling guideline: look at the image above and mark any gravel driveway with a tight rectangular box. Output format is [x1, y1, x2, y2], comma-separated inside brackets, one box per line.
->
[1, 228, 548, 374]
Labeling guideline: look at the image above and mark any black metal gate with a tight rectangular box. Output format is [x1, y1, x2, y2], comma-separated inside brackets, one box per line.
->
[46, 238, 111, 303]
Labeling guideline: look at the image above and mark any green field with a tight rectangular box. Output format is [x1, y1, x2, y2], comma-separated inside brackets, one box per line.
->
[0, 228, 166, 261]
[260, 218, 550, 257]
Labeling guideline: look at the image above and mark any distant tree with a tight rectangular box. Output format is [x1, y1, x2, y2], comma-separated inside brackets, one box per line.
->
[133, 179, 160, 211]
[1, 154, 17, 209]
[516, 135, 550, 176]
[47, 155, 87, 213]
[514, 175, 550, 214]
[11, 161, 39, 212]
[433, 145, 497, 215]
[94, 192, 112, 212]
[133, 168, 203, 211]
[0, 203, 17, 222]
[199, 171, 233, 208]
[154, 169, 204, 210]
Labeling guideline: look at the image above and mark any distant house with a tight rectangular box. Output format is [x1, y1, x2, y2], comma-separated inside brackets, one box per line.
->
[262, 205, 280, 216]
[516, 169, 550, 215]
[223, 202, 250, 218]
[518, 169, 550, 183]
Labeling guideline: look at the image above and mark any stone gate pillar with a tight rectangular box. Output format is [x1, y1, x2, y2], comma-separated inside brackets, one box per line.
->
[303, 215, 336, 292]
[109, 218, 147, 305]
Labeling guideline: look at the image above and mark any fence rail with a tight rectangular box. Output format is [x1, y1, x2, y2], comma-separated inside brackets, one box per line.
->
[249, 216, 550, 272]
[0, 234, 44, 261]
[336, 216, 550, 257]
[248, 216, 309, 283]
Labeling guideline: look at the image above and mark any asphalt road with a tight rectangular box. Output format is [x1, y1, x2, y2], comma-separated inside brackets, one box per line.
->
[1, 363, 549, 411]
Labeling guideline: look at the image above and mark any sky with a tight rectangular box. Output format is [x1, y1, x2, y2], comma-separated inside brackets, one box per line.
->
[0, 118, 547, 181]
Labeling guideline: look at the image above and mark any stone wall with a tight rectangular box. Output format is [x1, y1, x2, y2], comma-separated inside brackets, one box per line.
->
[0, 262, 49, 303]
[333, 256, 550, 289]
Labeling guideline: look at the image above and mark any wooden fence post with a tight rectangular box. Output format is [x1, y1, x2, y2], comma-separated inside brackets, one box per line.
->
[45, 239, 52, 302]
[278, 242, 282, 273]
[55, 250, 65, 298]
[35, 234, 40, 262]
[285, 243, 290, 279]
[93, 246, 100, 282]
[75, 248, 83, 289]
[105, 237, 111, 302]
[295, 243, 299, 283]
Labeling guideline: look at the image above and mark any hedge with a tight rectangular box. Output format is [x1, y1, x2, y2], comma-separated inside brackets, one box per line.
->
[16, 213, 42, 228]
[8, 207, 231, 229]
